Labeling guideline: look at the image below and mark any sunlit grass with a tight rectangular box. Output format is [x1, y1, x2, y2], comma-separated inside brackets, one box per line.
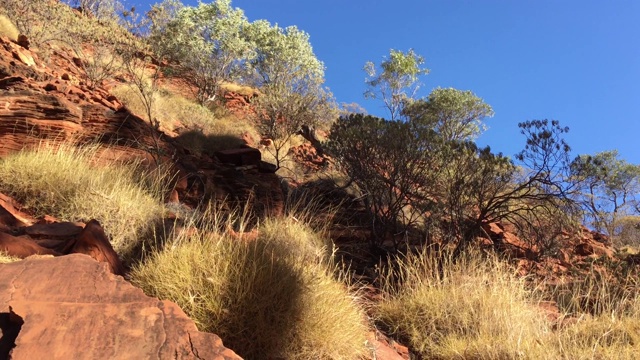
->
[0, 144, 167, 261]
[130, 207, 369, 359]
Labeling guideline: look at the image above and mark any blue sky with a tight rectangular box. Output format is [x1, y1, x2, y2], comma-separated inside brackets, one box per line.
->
[131, 0, 640, 163]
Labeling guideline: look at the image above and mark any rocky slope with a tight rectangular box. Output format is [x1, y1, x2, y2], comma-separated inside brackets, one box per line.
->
[0, 33, 284, 359]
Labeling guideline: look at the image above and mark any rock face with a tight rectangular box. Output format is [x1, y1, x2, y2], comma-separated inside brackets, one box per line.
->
[0, 194, 125, 276]
[0, 254, 241, 359]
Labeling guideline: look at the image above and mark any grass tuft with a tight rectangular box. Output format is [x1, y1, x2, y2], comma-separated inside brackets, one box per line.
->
[130, 210, 368, 359]
[0, 14, 19, 42]
[112, 85, 260, 153]
[0, 144, 166, 261]
[0, 251, 21, 264]
[376, 250, 551, 359]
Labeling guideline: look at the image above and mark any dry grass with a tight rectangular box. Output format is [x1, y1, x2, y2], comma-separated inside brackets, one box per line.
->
[376, 250, 552, 359]
[375, 248, 640, 359]
[220, 81, 260, 98]
[112, 85, 261, 153]
[130, 209, 368, 359]
[0, 144, 166, 260]
[0, 251, 20, 264]
[554, 312, 640, 359]
[0, 14, 19, 42]
[549, 268, 640, 359]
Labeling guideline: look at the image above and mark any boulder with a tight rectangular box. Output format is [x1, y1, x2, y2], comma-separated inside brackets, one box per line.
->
[215, 147, 261, 167]
[0, 232, 60, 258]
[0, 254, 241, 359]
[70, 219, 125, 276]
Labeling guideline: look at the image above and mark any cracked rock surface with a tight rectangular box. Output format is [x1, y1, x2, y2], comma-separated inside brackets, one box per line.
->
[0, 254, 241, 359]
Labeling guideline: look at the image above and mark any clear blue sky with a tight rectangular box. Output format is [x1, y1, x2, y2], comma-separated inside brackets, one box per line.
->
[130, 0, 640, 163]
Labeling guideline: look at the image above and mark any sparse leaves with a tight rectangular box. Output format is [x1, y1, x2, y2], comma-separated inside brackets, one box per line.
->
[364, 49, 429, 120]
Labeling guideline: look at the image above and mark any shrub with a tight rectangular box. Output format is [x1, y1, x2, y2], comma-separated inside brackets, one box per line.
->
[376, 250, 551, 359]
[0, 144, 166, 260]
[130, 213, 368, 359]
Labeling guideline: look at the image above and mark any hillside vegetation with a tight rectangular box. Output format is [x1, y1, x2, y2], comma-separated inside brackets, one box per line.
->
[0, 0, 639, 359]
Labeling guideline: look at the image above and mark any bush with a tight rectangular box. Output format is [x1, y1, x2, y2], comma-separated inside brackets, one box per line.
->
[376, 250, 551, 359]
[130, 213, 368, 359]
[0, 144, 166, 260]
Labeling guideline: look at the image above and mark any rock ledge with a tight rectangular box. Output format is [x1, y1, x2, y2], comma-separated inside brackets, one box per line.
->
[0, 254, 241, 359]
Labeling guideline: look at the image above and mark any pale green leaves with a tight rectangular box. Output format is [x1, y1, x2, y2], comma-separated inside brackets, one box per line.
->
[148, 0, 255, 103]
[245, 20, 325, 88]
[404, 87, 494, 141]
[364, 48, 430, 120]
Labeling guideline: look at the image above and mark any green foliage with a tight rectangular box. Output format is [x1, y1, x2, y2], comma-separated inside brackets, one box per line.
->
[364, 49, 429, 120]
[403, 87, 494, 141]
[326, 113, 442, 246]
[571, 150, 640, 239]
[245, 19, 335, 169]
[148, 0, 254, 104]
[328, 113, 576, 252]
[63, 0, 123, 20]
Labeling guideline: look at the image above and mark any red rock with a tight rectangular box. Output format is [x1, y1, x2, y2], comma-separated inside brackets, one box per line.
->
[0, 194, 33, 225]
[0, 203, 26, 232]
[16, 34, 29, 49]
[43, 82, 57, 91]
[24, 222, 83, 238]
[366, 331, 409, 360]
[0, 232, 60, 258]
[168, 189, 180, 203]
[70, 219, 125, 276]
[0, 254, 241, 359]
[215, 147, 262, 166]
[11, 48, 34, 67]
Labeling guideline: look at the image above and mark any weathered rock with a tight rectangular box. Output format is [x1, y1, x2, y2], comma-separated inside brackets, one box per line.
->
[215, 147, 261, 167]
[0, 232, 60, 258]
[70, 219, 125, 276]
[11, 47, 34, 67]
[0, 254, 241, 359]
[366, 331, 410, 360]
[24, 222, 83, 238]
[16, 34, 29, 49]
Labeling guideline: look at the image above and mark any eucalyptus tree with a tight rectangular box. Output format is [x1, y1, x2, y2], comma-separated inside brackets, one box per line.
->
[244, 20, 335, 170]
[364, 49, 429, 120]
[402, 87, 493, 141]
[148, 0, 255, 104]
[571, 150, 640, 237]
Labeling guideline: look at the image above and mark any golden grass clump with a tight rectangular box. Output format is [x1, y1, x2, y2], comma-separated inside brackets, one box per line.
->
[130, 212, 368, 359]
[0, 144, 166, 260]
[0, 14, 19, 42]
[111, 85, 261, 153]
[549, 268, 640, 359]
[0, 251, 21, 264]
[376, 250, 552, 359]
[554, 313, 640, 359]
